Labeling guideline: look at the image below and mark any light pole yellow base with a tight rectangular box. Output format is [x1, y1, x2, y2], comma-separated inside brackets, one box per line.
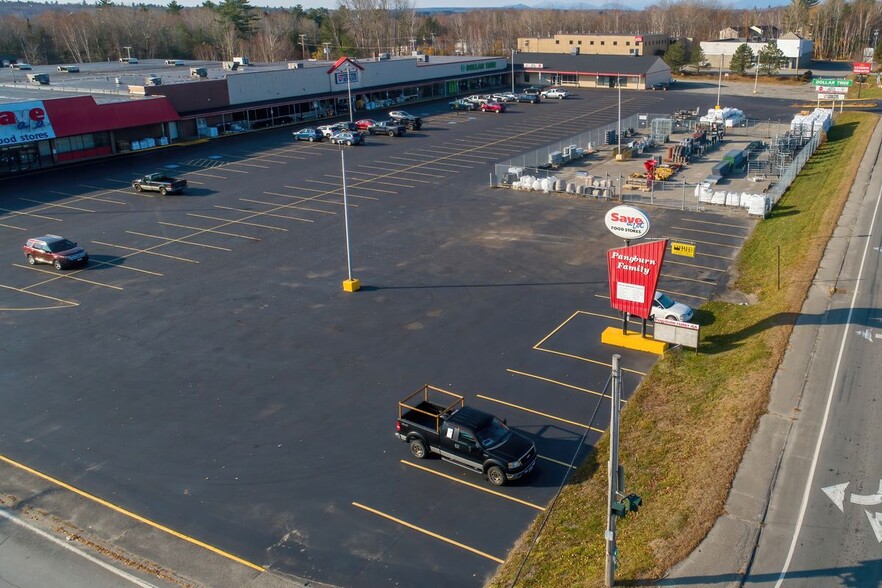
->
[342, 278, 361, 292]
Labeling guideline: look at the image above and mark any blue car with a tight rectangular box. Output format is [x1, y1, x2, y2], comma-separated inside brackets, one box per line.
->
[329, 131, 364, 146]
[293, 127, 324, 142]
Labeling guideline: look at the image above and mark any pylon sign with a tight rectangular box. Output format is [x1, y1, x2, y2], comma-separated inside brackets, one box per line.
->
[607, 239, 668, 319]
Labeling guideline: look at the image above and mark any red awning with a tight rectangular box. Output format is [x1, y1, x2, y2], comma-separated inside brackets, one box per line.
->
[42, 96, 181, 137]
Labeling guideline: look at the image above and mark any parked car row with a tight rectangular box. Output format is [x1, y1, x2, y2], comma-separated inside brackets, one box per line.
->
[291, 110, 425, 146]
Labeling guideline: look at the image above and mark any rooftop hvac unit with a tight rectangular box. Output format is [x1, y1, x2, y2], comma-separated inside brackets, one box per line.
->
[378, 53, 391, 61]
[288, 62, 304, 69]
[190, 67, 207, 78]
[144, 75, 162, 86]
[223, 61, 239, 71]
[232, 56, 250, 66]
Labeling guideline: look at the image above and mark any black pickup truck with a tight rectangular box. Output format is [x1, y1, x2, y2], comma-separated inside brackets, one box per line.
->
[364, 120, 407, 137]
[395, 385, 537, 486]
[132, 173, 188, 195]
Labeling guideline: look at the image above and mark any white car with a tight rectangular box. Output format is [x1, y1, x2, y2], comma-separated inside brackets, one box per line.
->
[650, 292, 694, 322]
[492, 92, 518, 103]
[540, 87, 569, 99]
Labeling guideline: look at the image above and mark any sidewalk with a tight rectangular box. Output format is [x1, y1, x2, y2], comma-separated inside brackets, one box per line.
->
[657, 109, 882, 587]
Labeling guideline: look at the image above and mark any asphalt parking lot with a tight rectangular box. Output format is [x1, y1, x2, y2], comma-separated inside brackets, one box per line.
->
[0, 88, 799, 587]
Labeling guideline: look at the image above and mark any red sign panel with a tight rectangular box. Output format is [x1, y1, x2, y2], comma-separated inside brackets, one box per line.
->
[607, 239, 668, 319]
[854, 62, 872, 74]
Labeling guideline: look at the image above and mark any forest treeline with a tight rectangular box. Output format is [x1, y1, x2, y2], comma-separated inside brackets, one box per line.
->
[0, 0, 879, 66]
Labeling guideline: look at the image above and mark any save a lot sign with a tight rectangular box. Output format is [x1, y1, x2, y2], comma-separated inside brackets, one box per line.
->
[0, 100, 56, 145]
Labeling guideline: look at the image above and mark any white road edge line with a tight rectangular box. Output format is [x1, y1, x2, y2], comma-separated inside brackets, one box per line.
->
[0, 508, 159, 588]
[776, 168, 882, 586]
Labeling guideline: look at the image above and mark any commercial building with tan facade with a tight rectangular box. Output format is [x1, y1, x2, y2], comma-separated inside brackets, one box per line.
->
[517, 33, 673, 57]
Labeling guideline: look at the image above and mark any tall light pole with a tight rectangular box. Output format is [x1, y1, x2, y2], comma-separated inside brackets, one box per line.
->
[753, 58, 759, 94]
[617, 74, 622, 158]
[716, 52, 723, 109]
[605, 354, 622, 587]
[340, 148, 359, 292]
[346, 66, 354, 123]
[511, 48, 515, 93]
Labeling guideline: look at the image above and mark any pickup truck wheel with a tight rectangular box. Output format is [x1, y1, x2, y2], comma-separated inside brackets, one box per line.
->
[53, 259, 63, 270]
[487, 466, 506, 486]
[387, 130, 394, 136]
[409, 439, 427, 459]
[159, 187, 168, 195]
[27, 254, 36, 265]
[134, 184, 142, 192]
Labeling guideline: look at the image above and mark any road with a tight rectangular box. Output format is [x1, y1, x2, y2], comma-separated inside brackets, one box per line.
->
[662, 112, 882, 586]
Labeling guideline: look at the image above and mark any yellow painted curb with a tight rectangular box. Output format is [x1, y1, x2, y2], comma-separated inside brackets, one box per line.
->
[601, 326, 667, 355]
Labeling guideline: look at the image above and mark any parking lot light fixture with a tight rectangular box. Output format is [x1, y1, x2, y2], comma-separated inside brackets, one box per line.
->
[511, 49, 515, 94]
[340, 149, 359, 292]
[346, 66, 354, 124]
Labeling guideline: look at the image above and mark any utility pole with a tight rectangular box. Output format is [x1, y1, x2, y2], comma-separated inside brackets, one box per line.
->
[605, 354, 622, 587]
[323, 42, 331, 61]
[410, 38, 416, 54]
[299, 34, 307, 61]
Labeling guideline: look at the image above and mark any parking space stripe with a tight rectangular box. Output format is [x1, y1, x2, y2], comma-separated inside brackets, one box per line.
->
[15, 265, 124, 290]
[0, 452, 265, 573]
[0, 207, 61, 222]
[225, 161, 270, 169]
[332, 173, 414, 190]
[268, 190, 352, 205]
[538, 455, 578, 470]
[187, 171, 228, 179]
[157, 222, 262, 240]
[394, 156, 473, 169]
[184, 214, 287, 232]
[659, 272, 716, 286]
[19, 198, 95, 213]
[127, 230, 235, 250]
[663, 259, 725, 272]
[399, 460, 546, 511]
[240, 198, 336, 215]
[347, 170, 430, 184]
[534, 344, 646, 375]
[368, 163, 446, 178]
[506, 368, 613, 401]
[93, 240, 200, 263]
[669, 235, 742, 249]
[0, 222, 26, 231]
[0, 283, 78, 309]
[476, 394, 604, 434]
[214, 205, 314, 223]
[303, 179, 385, 195]
[49, 190, 127, 206]
[87, 259, 163, 276]
[670, 226, 745, 238]
[351, 502, 505, 564]
[82, 183, 156, 198]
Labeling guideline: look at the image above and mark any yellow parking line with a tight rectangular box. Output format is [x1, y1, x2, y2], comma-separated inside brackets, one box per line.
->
[351, 502, 504, 564]
[49, 191, 126, 206]
[658, 272, 715, 286]
[506, 368, 612, 401]
[668, 235, 742, 249]
[534, 310, 580, 348]
[185, 214, 287, 232]
[315, 176, 402, 193]
[533, 345, 646, 376]
[669, 226, 744, 238]
[157, 222, 262, 240]
[15, 265, 124, 290]
[239, 198, 336, 215]
[92, 241, 200, 263]
[0, 207, 61, 222]
[476, 394, 604, 433]
[0, 452, 265, 573]
[127, 231, 234, 251]
[367, 164, 446, 178]
[269, 190, 347, 206]
[19, 198, 95, 213]
[87, 259, 163, 276]
[214, 205, 313, 223]
[0, 222, 26, 231]
[0, 283, 78, 308]
[282, 185, 371, 202]
[399, 460, 545, 511]
[538, 455, 577, 469]
[688, 218, 749, 230]
[664, 259, 724, 272]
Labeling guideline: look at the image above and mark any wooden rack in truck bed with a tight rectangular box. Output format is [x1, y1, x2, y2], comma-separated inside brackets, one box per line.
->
[395, 385, 537, 486]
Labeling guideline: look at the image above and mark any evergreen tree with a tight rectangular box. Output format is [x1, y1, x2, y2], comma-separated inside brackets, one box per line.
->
[215, 0, 258, 39]
[167, 0, 183, 14]
[690, 46, 707, 73]
[729, 43, 754, 75]
[663, 41, 687, 73]
[758, 41, 785, 75]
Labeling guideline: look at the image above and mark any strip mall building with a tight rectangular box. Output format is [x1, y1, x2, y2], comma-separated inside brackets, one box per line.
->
[0, 52, 668, 177]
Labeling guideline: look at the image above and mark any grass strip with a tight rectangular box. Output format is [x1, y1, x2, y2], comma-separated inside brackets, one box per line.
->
[489, 111, 878, 588]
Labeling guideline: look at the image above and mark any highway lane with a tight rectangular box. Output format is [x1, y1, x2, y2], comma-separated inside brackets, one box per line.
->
[741, 123, 882, 587]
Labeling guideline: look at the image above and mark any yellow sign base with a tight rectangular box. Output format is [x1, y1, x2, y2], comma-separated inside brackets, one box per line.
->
[342, 278, 361, 292]
[601, 327, 668, 355]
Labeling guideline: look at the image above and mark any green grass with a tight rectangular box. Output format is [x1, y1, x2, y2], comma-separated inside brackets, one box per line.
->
[489, 111, 877, 588]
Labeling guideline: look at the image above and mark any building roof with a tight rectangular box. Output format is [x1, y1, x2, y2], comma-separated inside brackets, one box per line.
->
[514, 53, 668, 75]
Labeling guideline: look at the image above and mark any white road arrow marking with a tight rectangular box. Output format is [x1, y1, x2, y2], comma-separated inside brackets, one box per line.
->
[850, 480, 882, 506]
[822, 482, 849, 512]
[865, 511, 882, 543]
[857, 328, 874, 341]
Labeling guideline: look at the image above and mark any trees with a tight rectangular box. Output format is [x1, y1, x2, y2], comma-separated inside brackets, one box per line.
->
[757, 41, 786, 75]
[663, 41, 687, 73]
[689, 46, 708, 73]
[729, 43, 754, 75]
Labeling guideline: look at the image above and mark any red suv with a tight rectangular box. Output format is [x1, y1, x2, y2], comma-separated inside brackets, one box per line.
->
[23, 235, 89, 269]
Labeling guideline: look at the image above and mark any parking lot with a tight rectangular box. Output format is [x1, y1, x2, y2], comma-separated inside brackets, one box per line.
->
[0, 88, 797, 587]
